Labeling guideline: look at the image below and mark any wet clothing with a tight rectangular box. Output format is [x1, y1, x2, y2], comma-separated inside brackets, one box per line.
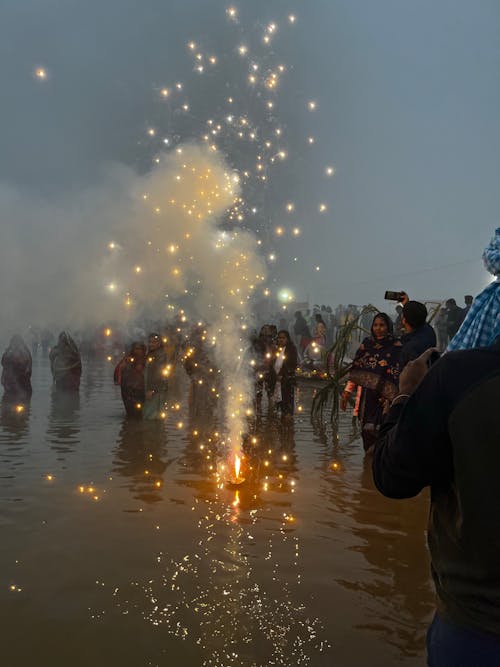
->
[49, 332, 82, 391]
[1, 335, 32, 396]
[400, 323, 436, 368]
[373, 340, 500, 642]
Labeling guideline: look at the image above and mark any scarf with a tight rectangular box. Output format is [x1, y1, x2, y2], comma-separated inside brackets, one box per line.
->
[349, 335, 401, 401]
[448, 228, 500, 351]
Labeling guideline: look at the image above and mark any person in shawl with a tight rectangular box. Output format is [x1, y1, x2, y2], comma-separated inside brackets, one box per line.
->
[49, 331, 82, 391]
[273, 330, 298, 418]
[447, 227, 500, 352]
[119, 342, 146, 418]
[341, 313, 402, 452]
[1, 334, 32, 398]
[143, 333, 169, 420]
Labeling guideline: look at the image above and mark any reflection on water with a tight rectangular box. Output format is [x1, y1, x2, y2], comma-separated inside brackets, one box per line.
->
[47, 389, 81, 457]
[114, 419, 169, 504]
[0, 359, 434, 667]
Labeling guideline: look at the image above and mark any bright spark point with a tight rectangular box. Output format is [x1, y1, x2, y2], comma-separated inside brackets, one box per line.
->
[308, 100, 317, 111]
[319, 203, 328, 213]
[308, 136, 315, 144]
[238, 45, 248, 56]
[226, 6, 237, 19]
[289, 14, 296, 23]
[188, 41, 196, 50]
[325, 166, 335, 176]
[286, 202, 295, 212]
[293, 227, 301, 236]
[34, 67, 48, 80]
[160, 88, 169, 97]
[268, 253, 276, 262]
[275, 226, 284, 236]
[316, 266, 321, 271]
[147, 128, 156, 136]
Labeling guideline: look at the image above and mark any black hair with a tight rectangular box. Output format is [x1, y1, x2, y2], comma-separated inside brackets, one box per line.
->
[371, 312, 393, 336]
[402, 301, 427, 329]
[277, 329, 291, 343]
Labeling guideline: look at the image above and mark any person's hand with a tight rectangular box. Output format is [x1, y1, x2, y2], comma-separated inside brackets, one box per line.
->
[399, 348, 438, 395]
[340, 391, 350, 411]
[399, 291, 409, 306]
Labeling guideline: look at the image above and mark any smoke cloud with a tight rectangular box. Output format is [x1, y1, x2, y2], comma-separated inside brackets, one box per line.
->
[0, 142, 266, 451]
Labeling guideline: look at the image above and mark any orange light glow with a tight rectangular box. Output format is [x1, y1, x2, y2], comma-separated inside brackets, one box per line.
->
[234, 454, 241, 481]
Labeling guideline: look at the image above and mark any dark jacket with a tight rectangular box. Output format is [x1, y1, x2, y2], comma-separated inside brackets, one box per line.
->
[400, 322, 436, 368]
[373, 340, 500, 636]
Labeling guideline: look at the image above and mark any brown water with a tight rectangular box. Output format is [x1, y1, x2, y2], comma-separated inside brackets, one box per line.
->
[0, 355, 434, 667]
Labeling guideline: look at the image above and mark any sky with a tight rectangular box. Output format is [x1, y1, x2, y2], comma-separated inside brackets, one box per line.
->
[0, 0, 499, 328]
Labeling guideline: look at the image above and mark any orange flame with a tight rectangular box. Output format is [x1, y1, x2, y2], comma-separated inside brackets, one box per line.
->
[234, 454, 241, 481]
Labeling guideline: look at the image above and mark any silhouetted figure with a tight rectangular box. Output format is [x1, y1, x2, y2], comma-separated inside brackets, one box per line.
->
[119, 342, 146, 418]
[1, 335, 32, 399]
[49, 331, 82, 391]
[143, 333, 169, 420]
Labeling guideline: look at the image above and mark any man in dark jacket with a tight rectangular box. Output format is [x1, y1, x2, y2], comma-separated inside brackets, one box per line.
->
[399, 299, 437, 367]
[373, 340, 500, 666]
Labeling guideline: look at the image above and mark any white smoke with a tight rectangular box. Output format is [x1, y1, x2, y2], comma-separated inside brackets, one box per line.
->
[0, 143, 266, 454]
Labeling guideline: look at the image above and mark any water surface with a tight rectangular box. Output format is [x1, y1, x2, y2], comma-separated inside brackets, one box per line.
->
[0, 355, 434, 666]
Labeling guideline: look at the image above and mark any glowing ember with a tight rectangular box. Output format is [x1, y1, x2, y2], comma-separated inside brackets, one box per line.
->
[234, 454, 241, 481]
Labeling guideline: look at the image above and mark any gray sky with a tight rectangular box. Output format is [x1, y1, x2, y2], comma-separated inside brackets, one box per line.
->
[1, 0, 499, 319]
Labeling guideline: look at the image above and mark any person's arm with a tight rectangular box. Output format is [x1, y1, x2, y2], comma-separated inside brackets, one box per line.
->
[341, 380, 357, 411]
[373, 350, 450, 499]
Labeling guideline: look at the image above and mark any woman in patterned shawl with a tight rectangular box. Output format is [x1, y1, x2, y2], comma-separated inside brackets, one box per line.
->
[341, 313, 401, 452]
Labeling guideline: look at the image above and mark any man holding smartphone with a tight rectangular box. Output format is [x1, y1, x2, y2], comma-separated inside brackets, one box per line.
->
[385, 291, 437, 367]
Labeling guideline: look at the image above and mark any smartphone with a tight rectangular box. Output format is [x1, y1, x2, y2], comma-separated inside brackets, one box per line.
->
[384, 290, 403, 301]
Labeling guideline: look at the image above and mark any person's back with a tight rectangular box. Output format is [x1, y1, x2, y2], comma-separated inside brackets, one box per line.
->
[373, 341, 500, 665]
[400, 299, 437, 367]
[435, 370, 500, 634]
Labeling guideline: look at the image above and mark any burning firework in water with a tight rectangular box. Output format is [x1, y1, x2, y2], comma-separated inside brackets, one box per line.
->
[28, 6, 331, 474]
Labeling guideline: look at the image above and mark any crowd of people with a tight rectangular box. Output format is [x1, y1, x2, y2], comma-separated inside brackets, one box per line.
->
[0, 227, 499, 666]
[0, 290, 488, 430]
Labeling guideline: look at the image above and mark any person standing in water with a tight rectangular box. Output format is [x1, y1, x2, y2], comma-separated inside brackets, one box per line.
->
[118, 342, 146, 418]
[49, 331, 82, 391]
[341, 313, 402, 452]
[1, 334, 32, 398]
[143, 333, 169, 419]
[273, 330, 298, 419]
